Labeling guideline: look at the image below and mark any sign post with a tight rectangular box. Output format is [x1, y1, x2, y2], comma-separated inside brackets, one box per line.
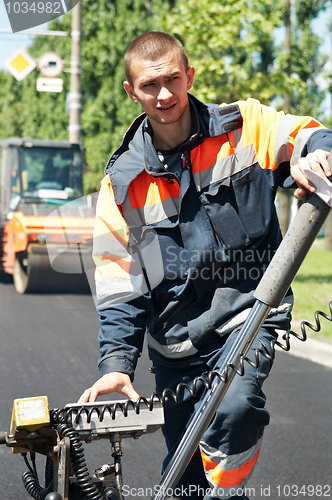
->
[1, 0, 82, 143]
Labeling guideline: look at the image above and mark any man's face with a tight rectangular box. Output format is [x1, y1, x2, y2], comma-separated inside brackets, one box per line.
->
[124, 51, 195, 127]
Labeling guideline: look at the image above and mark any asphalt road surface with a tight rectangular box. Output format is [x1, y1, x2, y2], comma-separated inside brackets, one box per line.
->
[0, 277, 331, 500]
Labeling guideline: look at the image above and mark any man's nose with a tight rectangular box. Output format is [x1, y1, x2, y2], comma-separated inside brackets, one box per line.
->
[157, 86, 172, 100]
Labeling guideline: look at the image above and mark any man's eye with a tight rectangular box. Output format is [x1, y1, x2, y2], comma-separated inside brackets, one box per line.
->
[144, 82, 154, 87]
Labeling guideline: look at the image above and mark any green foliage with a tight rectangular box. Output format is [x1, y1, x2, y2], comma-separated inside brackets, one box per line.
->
[0, 71, 26, 137]
[294, 0, 328, 25]
[163, 0, 284, 104]
[292, 238, 332, 339]
[0, 0, 331, 192]
[273, 0, 329, 117]
[80, 0, 165, 192]
[0, 16, 71, 142]
[0, 0, 167, 193]
[163, 0, 330, 118]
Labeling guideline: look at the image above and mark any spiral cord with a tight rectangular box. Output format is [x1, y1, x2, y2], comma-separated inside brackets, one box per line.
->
[52, 412, 103, 500]
[21, 456, 53, 500]
[55, 301, 332, 426]
[21, 301, 332, 500]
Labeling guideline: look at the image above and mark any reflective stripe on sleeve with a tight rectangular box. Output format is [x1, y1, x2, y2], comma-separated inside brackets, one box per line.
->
[274, 114, 301, 166]
[95, 274, 149, 309]
[146, 332, 198, 358]
[94, 175, 164, 307]
[291, 126, 324, 166]
[94, 175, 132, 285]
[275, 117, 323, 167]
[238, 99, 324, 171]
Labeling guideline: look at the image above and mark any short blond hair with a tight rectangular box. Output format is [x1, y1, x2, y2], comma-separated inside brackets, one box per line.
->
[125, 31, 189, 87]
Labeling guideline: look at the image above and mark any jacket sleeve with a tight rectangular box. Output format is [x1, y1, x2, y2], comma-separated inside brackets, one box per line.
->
[97, 295, 149, 381]
[93, 174, 151, 381]
[238, 98, 332, 187]
[300, 128, 332, 155]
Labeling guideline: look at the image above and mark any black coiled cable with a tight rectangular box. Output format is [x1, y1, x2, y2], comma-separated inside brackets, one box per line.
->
[52, 411, 103, 500]
[21, 413, 104, 500]
[22, 455, 53, 500]
[22, 301, 332, 500]
[59, 301, 332, 425]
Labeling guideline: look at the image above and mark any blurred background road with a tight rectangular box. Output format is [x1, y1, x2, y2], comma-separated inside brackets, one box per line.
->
[0, 279, 331, 499]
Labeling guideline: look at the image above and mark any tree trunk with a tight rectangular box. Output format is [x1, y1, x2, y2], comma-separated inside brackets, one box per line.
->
[284, 0, 291, 113]
[279, 188, 292, 236]
[328, 3, 332, 252]
[279, 0, 292, 238]
[324, 212, 332, 251]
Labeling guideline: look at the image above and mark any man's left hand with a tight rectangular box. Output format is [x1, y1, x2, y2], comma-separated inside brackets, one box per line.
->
[291, 149, 332, 199]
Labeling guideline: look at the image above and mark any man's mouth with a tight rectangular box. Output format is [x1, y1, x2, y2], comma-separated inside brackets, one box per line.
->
[158, 103, 176, 113]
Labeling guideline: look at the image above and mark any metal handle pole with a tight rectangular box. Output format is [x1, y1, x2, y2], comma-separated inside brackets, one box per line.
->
[254, 192, 331, 307]
[151, 301, 270, 500]
[151, 192, 331, 500]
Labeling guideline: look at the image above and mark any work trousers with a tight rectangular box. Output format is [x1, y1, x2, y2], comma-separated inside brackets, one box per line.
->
[154, 326, 277, 500]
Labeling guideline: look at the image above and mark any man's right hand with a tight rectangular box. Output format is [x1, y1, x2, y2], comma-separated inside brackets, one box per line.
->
[78, 372, 140, 403]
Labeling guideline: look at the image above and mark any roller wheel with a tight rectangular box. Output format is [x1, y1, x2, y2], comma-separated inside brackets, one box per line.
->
[13, 249, 91, 294]
[13, 252, 38, 294]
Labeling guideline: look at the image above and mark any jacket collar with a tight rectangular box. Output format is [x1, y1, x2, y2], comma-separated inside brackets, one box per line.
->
[106, 95, 242, 205]
[189, 94, 243, 137]
[143, 97, 201, 177]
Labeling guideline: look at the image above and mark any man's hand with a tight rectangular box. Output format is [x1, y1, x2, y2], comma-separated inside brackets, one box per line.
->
[78, 372, 140, 403]
[291, 149, 332, 199]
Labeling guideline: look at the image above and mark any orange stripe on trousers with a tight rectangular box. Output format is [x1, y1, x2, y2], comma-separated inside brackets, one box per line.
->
[200, 445, 261, 488]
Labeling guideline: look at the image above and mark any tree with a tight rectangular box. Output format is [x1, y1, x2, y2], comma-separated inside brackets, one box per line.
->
[278, 0, 292, 237]
[162, 0, 284, 104]
[0, 0, 167, 193]
[272, 0, 329, 235]
[0, 71, 26, 138]
[0, 0, 331, 195]
[274, 0, 329, 117]
[79, 0, 166, 192]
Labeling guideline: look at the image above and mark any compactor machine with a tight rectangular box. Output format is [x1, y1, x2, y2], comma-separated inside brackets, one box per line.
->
[0, 138, 95, 293]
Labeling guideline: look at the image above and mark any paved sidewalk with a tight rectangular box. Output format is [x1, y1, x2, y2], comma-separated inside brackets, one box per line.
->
[277, 335, 332, 370]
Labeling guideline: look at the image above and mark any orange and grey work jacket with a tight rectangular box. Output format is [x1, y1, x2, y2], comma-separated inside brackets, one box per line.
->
[94, 95, 332, 379]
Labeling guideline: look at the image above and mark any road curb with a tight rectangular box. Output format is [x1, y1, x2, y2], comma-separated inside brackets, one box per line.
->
[277, 336, 332, 370]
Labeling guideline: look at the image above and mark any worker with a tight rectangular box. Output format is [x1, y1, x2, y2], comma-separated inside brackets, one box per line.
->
[79, 32, 332, 500]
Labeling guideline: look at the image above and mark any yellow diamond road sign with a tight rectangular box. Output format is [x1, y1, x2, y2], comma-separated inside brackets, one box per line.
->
[4, 48, 37, 81]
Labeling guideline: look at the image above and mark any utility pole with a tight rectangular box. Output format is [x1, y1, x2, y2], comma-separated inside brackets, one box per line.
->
[279, 0, 292, 236]
[284, 0, 291, 115]
[69, 0, 82, 144]
[1, 2, 82, 143]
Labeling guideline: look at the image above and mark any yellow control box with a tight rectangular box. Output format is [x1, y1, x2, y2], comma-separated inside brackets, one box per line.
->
[10, 396, 50, 434]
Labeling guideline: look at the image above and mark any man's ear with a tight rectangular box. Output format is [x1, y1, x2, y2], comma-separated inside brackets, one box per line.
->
[186, 66, 195, 91]
[123, 81, 139, 103]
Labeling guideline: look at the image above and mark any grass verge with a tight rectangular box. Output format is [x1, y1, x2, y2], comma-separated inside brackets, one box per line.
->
[291, 238, 332, 341]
